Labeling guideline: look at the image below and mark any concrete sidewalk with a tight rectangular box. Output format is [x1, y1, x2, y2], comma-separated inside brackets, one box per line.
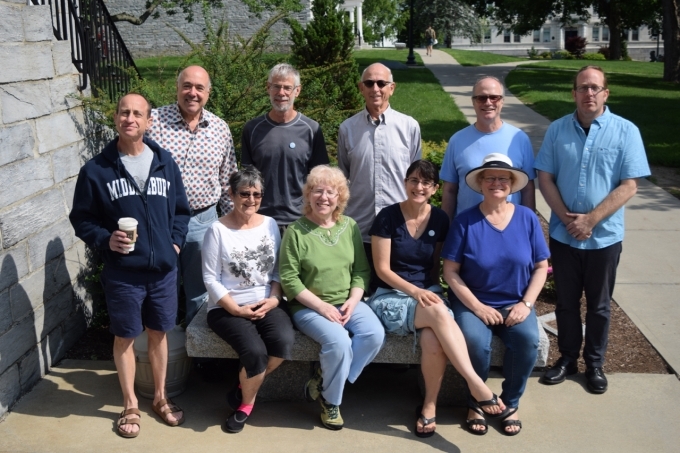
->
[1, 360, 679, 453]
[418, 48, 680, 375]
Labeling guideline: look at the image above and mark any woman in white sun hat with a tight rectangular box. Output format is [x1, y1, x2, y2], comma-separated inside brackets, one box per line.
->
[441, 153, 550, 436]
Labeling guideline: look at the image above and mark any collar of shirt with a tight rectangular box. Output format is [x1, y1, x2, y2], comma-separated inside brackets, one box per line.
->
[571, 105, 611, 131]
[364, 105, 393, 126]
[168, 103, 209, 129]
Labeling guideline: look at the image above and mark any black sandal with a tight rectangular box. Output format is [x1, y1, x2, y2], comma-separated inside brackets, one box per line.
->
[414, 405, 436, 438]
[474, 393, 507, 419]
[501, 408, 522, 436]
[465, 405, 488, 435]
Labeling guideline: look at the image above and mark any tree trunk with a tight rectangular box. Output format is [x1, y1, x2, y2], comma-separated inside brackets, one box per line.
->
[602, 0, 623, 60]
[663, 0, 680, 82]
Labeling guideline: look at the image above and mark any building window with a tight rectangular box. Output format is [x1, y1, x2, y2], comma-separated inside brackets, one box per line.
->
[592, 27, 599, 42]
[602, 27, 609, 41]
[632, 28, 639, 41]
[533, 30, 540, 43]
[514, 33, 521, 43]
[484, 29, 491, 43]
[543, 28, 551, 42]
[504, 29, 511, 43]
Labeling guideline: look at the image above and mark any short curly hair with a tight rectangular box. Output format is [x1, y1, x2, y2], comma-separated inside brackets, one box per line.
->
[302, 165, 349, 222]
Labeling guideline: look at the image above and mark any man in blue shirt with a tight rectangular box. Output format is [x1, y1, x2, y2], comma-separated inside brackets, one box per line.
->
[535, 66, 650, 394]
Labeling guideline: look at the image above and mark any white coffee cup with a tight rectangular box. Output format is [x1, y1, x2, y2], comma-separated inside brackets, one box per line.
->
[118, 217, 138, 252]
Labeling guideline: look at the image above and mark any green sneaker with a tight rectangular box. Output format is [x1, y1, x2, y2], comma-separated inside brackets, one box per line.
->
[304, 367, 323, 402]
[319, 398, 344, 430]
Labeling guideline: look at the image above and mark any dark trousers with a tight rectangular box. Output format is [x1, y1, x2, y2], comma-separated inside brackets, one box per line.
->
[550, 238, 622, 367]
[363, 242, 378, 295]
[207, 306, 295, 378]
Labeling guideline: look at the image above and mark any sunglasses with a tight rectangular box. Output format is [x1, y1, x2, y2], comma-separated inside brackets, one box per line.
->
[238, 191, 263, 199]
[472, 95, 503, 103]
[361, 80, 392, 89]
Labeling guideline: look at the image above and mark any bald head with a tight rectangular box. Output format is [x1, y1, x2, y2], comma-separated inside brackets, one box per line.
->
[361, 63, 393, 83]
[176, 65, 211, 122]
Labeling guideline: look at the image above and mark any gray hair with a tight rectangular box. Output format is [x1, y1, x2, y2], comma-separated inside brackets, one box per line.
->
[361, 63, 394, 82]
[228, 166, 265, 194]
[268, 63, 301, 87]
[472, 76, 505, 97]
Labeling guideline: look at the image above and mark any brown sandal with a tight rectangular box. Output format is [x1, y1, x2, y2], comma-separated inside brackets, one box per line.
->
[117, 408, 141, 438]
[152, 398, 185, 426]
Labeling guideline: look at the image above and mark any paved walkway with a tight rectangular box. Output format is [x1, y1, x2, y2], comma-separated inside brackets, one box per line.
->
[418, 48, 680, 375]
[1, 49, 680, 453]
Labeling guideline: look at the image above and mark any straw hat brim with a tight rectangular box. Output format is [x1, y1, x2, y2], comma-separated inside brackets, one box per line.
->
[465, 163, 529, 194]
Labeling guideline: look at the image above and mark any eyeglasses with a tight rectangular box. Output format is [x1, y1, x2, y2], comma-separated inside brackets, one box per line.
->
[406, 178, 435, 188]
[482, 177, 511, 185]
[268, 84, 297, 93]
[311, 189, 339, 198]
[361, 80, 392, 89]
[238, 191, 263, 199]
[472, 95, 503, 103]
[574, 85, 606, 94]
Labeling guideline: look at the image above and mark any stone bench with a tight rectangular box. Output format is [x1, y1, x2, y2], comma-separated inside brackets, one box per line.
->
[186, 303, 549, 405]
[394, 42, 407, 50]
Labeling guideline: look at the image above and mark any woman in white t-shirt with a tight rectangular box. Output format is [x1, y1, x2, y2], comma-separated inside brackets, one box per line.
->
[202, 167, 295, 433]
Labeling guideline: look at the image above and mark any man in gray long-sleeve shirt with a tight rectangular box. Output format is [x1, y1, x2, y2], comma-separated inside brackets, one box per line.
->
[337, 63, 422, 289]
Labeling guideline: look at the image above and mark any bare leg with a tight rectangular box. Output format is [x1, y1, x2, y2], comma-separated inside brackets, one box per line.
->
[147, 328, 183, 423]
[113, 336, 139, 435]
[417, 328, 445, 434]
[414, 304, 505, 416]
[240, 357, 285, 405]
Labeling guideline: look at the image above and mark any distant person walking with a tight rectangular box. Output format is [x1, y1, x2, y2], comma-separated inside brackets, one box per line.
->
[425, 25, 436, 56]
[536, 66, 650, 394]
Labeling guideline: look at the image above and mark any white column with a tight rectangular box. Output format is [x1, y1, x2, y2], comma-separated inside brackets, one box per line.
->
[348, 8, 354, 23]
[357, 5, 363, 42]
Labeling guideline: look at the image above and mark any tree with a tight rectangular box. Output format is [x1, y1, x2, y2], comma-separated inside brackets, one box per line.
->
[362, 0, 407, 44]
[464, 0, 660, 60]
[415, 0, 484, 46]
[663, 0, 680, 82]
[110, 0, 302, 25]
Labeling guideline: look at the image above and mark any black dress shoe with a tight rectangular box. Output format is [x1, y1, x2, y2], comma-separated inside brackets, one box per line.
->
[585, 367, 608, 394]
[542, 357, 578, 385]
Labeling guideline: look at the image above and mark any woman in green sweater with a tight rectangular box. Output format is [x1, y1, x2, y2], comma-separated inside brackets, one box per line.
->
[279, 165, 385, 431]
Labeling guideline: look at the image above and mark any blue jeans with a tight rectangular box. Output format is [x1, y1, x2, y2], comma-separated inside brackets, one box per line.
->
[180, 206, 218, 325]
[292, 302, 385, 406]
[451, 298, 538, 409]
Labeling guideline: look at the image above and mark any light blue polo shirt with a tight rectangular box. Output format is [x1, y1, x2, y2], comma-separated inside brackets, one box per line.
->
[534, 107, 650, 250]
[439, 122, 536, 216]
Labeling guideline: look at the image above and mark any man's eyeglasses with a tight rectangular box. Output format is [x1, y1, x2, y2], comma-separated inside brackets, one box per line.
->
[472, 95, 503, 103]
[574, 85, 606, 94]
[361, 80, 392, 89]
[269, 84, 297, 93]
[238, 191, 263, 199]
[406, 178, 435, 188]
[311, 189, 339, 198]
[482, 177, 511, 185]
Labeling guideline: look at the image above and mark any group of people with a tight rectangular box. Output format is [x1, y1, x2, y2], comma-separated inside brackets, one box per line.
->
[69, 59, 649, 439]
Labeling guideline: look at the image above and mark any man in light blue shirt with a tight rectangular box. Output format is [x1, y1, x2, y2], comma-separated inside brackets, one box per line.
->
[440, 76, 536, 220]
[535, 66, 650, 394]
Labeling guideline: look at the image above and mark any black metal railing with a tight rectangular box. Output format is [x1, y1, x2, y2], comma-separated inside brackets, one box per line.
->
[31, 0, 138, 100]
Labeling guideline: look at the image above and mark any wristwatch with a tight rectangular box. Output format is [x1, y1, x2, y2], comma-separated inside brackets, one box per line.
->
[521, 299, 534, 309]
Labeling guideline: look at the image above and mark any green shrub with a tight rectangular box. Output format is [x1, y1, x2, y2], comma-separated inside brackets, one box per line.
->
[422, 140, 447, 208]
[583, 52, 606, 61]
[553, 50, 574, 60]
[539, 51, 552, 60]
[527, 46, 539, 59]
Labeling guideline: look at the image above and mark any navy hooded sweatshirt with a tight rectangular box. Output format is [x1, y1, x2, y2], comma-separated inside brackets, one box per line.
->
[70, 136, 190, 273]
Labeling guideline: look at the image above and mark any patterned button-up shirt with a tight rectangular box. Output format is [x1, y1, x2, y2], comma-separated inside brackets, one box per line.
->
[338, 106, 422, 242]
[147, 103, 237, 214]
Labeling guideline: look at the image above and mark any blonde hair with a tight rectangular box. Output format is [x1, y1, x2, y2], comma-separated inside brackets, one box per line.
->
[302, 165, 349, 221]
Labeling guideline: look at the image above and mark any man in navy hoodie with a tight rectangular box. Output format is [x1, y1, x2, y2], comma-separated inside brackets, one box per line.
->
[70, 93, 190, 438]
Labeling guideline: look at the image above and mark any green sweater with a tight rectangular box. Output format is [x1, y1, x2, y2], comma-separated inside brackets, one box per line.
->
[279, 215, 370, 314]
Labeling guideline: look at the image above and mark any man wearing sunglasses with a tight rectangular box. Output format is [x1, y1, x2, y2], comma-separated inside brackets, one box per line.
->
[242, 63, 329, 235]
[535, 66, 650, 394]
[147, 65, 238, 326]
[440, 76, 536, 220]
[338, 63, 422, 290]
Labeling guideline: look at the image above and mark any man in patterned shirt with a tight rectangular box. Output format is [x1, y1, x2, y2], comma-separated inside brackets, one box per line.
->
[147, 65, 238, 325]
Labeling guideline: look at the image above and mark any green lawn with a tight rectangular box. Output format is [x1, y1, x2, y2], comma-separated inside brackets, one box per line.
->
[441, 49, 526, 66]
[353, 49, 424, 67]
[506, 67, 680, 166]
[522, 59, 664, 76]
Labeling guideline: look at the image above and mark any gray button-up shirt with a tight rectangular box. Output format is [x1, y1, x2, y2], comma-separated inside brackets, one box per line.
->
[338, 106, 422, 242]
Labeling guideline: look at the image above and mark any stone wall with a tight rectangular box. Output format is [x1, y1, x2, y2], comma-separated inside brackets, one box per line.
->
[104, 0, 311, 58]
[0, 1, 94, 417]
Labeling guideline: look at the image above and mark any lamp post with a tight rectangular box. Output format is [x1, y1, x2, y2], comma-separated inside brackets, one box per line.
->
[406, 0, 416, 65]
